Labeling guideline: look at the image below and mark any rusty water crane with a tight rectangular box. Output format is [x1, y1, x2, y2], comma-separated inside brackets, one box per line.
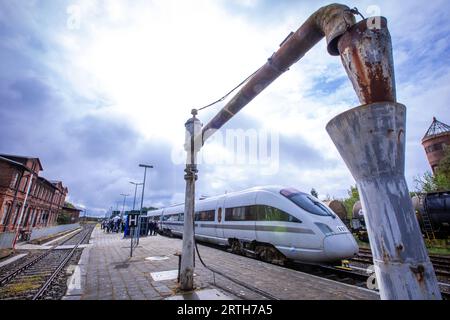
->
[180, 3, 441, 299]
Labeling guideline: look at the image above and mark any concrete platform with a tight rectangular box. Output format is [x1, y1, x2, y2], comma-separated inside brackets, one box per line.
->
[68, 226, 379, 300]
[0, 253, 28, 268]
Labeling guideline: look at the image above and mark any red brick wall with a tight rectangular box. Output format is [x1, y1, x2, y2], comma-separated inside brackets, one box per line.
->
[0, 158, 69, 233]
[422, 134, 450, 173]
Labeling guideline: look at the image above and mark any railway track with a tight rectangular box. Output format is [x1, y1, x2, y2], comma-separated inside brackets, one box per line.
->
[0, 224, 94, 300]
[355, 247, 450, 277]
[187, 236, 450, 300]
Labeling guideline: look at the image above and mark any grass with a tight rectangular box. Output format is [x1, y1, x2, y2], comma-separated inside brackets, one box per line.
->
[0, 275, 43, 297]
[353, 234, 450, 256]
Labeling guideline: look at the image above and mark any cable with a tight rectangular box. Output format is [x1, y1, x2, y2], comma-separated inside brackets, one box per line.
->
[192, 221, 280, 300]
[196, 67, 262, 112]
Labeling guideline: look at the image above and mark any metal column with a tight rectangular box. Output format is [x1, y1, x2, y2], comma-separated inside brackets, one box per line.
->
[180, 110, 202, 291]
[327, 17, 441, 299]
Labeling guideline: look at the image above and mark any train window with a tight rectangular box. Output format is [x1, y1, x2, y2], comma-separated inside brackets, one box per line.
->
[178, 213, 184, 221]
[281, 189, 334, 217]
[225, 206, 256, 221]
[194, 210, 215, 221]
[256, 205, 301, 223]
[164, 214, 178, 221]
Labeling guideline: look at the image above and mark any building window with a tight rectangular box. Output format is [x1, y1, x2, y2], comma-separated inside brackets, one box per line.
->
[1, 203, 11, 225]
[426, 143, 444, 154]
[33, 210, 39, 227]
[12, 205, 21, 226]
[22, 177, 29, 192]
[28, 209, 35, 227]
[10, 172, 20, 189]
[22, 207, 32, 227]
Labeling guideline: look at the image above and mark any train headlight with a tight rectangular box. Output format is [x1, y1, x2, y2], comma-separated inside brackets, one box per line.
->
[315, 222, 334, 236]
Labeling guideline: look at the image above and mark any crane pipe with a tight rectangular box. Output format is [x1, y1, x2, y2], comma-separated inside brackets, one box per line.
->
[198, 3, 356, 145]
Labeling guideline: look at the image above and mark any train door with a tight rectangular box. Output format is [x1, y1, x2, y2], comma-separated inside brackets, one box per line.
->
[215, 198, 226, 243]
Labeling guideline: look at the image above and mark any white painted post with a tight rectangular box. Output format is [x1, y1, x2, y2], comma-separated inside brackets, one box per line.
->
[13, 173, 33, 246]
[326, 102, 442, 300]
[180, 110, 202, 291]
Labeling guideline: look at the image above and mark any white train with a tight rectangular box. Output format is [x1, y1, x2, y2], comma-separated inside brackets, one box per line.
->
[148, 186, 358, 263]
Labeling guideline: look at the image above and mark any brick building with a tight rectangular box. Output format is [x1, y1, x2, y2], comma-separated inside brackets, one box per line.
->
[0, 154, 68, 236]
[422, 117, 450, 174]
[61, 204, 82, 224]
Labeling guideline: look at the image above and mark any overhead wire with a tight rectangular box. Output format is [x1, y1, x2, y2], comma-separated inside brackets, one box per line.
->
[192, 218, 280, 300]
[196, 66, 262, 112]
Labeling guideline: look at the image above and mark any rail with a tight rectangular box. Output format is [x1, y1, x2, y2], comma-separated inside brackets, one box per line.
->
[32, 227, 92, 300]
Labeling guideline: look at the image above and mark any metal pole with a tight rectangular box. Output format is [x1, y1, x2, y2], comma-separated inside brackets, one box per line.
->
[12, 173, 33, 247]
[180, 110, 202, 291]
[120, 194, 129, 220]
[3, 170, 24, 232]
[138, 164, 153, 245]
[133, 184, 138, 211]
[326, 18, 441, 299]
[130, 226, 133, 257]
[130, 182, 143, 211]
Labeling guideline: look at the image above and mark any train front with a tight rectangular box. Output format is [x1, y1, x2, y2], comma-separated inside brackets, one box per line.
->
[280, 188, 359, 263]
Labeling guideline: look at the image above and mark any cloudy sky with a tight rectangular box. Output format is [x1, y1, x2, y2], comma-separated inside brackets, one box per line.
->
[1, 0, 449, 216]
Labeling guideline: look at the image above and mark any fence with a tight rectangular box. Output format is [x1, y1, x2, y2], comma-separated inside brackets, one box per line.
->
[0, 232, 15, 250]
[29, 223, 80, 241]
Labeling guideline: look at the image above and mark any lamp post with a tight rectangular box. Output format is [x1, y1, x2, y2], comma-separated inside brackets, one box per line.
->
[79, 209, 85, 224]
[120, 193, 129, 220]
[138, 164, 153, 245]
[129, 181, 143, 211]
[180, 110, 202, 291]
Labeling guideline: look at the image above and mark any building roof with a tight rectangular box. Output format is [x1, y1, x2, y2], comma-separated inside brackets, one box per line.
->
[0, 154, 43, 171]
[63, 206, 82, 213]
[0, 155, 31, 172]
[422, 117, 450, 142]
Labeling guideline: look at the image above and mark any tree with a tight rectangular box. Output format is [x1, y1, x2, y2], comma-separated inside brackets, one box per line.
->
[343, 185, 359, 220]
[436, 147, 450, 180]
[57, 212, 71, 225]
[310, 188, 319, 198]
[64, 202, 76, 209]
[414, 171, 438, 193]
[142, 206, 159, 212]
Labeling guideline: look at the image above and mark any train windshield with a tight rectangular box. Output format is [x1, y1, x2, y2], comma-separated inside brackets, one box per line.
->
[280, 188, 335, 217]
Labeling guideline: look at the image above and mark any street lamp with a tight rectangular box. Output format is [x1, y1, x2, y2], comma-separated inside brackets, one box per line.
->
[79, 209, 86, 223]
[120, 193, 130, 220]
[129, 181, 143, 211]
[138, 164, 153, 244]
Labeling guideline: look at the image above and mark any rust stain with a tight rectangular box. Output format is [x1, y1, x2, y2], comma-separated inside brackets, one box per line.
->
[338, 17, 396, 105]
[395, 243, 404, 260]
[410, 265, 425, 283]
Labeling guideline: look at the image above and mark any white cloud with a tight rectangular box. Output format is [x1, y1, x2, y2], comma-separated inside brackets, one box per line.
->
[2, 0, 449, 214]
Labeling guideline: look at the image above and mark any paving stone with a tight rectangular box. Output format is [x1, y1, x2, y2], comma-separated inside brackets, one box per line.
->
[79, 226, 378, 300]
